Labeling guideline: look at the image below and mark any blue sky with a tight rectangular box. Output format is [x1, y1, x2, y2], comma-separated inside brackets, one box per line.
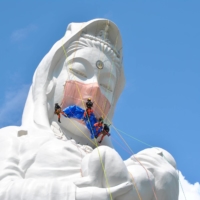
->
[0, 0, 199, 198]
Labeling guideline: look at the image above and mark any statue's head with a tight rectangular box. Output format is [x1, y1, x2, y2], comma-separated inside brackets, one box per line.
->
[22, 19, 125, 146]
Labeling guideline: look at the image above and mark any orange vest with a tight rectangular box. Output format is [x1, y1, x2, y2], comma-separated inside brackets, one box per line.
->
[84, 108, 93, 117]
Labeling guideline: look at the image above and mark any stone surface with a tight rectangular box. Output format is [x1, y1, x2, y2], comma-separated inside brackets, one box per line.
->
[0, 19, 178, 200]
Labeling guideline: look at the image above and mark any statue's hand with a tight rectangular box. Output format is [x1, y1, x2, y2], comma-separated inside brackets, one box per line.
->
[74, 146, 130, 188]
[76, 181, 132, 200]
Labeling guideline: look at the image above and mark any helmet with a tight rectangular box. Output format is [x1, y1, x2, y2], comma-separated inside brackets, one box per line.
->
[99, 117, 104, 122]
[86, 99, 93, 108]
[104, 124, 110, 132]
[55, 103, 61, 111]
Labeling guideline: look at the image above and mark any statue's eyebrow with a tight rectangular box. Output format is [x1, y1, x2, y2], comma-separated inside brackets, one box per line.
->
[66, 57, 92, 68]
[100, 83, 113, 92]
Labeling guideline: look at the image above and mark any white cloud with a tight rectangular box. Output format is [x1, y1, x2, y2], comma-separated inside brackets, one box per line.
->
[179, 171, 200, 200]
[11, 24, 38, 42]
[0, 84, 30, 128]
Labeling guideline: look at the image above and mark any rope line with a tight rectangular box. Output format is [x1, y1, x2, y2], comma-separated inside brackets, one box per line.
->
[61, 24, 84, 107]
[111, 137, 132, 155]
[67, 118, 96, 145]
[101, 22, 119, 117]
[61, 21, 114, 200]
[53, 20, 183, 200]
[106, 128, 188, 200]
[93, 101, 158, 200]
[178, 170, 187, 200]
[162, 155, 187, 200]
[115, 128, 153, 148]
[72, 65, 114, 200]
[129, 172, 143, 200]
[59, 20, 185, 200]
[92, 22, 102, 102]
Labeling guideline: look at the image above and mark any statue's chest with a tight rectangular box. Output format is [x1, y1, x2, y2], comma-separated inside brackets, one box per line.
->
[24, 139, 87, 180]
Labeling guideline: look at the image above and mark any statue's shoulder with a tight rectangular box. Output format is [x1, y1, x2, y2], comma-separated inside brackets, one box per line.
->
[0, 126, 21, 138]
[0, 125, 53, 145]
[0, 126, 52, 160]
[0, 126, 31, 144]
[0, 126, 22, 164]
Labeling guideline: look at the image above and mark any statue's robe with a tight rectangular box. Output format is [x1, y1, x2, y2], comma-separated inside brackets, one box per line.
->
[0, 126, 85, 200]
[0, 126, 179, 200]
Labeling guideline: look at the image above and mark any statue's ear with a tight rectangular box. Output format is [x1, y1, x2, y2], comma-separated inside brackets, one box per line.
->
[46, 77, 56, 99]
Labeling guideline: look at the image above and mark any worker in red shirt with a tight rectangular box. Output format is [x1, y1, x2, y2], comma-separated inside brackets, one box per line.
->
[84, 98, 94, 118]
[93, 117, 104, 136]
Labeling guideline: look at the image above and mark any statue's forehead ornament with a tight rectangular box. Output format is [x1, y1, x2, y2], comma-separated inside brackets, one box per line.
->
[81, 22, 121, 59]
[96, 60, 104, 69]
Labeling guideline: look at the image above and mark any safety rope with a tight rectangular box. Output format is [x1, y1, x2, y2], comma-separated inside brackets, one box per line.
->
[111, 137, 132, 155]
[75, 37, 123, 200]
[63, 94, 144, 200]
[115, 128, 153, 148]
[116, 128, 187, 200]
[60, 20, 186, 200]
[129, 172, 143, 200]
[178, 170, 187, 200]
[93, 101, 159, 200]
[161, 154, 187, 200]
[62, 31, 157, 197]
[74, 21, 121, 200]
[73, 65, 114, 200]
[90, 22, 103, 114]
[63, 118, 146, 200]
[63, 116, 144, 200]
[61, 20, 114, 200]
[114, 129, 187, 200]
[90, 99, 187, 200]
[101, 22, 119, 117]
[61, 20, 143, 199]
[64, 104, 145, 200]
[61, 23, 84, 107]
[54, 20, 186, 200]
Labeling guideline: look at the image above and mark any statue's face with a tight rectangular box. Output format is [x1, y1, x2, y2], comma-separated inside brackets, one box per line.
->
[54, 47, 117, 118]
[52, 47, 118, 143]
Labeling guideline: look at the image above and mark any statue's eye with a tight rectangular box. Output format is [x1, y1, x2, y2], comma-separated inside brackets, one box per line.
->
[69, 68, 87, 78]
[68, 62, 88, 78]
[100, 83, 113, 92]
[96, 60, 104, 69]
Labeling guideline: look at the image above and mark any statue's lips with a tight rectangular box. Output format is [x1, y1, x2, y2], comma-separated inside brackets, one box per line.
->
[61, 81, 111, 119]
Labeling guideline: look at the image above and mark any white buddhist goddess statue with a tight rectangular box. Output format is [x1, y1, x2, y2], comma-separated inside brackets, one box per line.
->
[0, 19, 179, 200]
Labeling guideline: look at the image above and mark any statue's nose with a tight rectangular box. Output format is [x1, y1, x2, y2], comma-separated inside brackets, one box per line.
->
[90, 71, 96, 79]
[90, 75, 100, 87]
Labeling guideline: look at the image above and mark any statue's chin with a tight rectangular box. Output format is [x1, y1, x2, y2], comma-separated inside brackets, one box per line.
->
[51, 117, 96, 148]
[50, 114, 113, 149]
